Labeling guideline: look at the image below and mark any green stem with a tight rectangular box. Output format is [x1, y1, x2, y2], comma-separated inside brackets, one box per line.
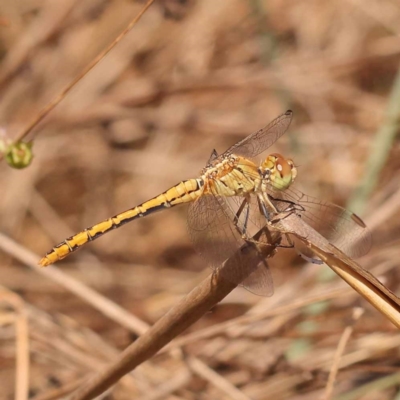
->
[348, 66, 400, 214]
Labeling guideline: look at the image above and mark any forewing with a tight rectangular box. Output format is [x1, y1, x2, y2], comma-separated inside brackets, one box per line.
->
[222, 110, 293, 158]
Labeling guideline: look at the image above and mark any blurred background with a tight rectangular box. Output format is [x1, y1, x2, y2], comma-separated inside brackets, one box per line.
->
[1, 0, 400, 399]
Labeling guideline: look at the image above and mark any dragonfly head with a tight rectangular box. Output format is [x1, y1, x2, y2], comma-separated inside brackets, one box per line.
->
[259, 153, 297, 190]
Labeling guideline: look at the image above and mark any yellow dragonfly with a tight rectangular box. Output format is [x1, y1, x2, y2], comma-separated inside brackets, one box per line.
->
[39, 110, 371, 295]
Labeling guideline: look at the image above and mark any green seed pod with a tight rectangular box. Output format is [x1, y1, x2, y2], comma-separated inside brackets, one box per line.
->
[5, 141, 34, 169]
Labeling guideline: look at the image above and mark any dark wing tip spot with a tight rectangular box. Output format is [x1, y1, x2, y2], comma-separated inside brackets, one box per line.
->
[351, 213, 367, 228]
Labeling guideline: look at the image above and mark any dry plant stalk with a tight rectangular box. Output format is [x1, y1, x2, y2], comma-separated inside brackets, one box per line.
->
[71, 229, 281, 400]
[295, 235, 400, 327]
[278, 214, 400, 328]
[0, 289, 30, 400]
[322, 307, 364, 400]
[71, 209, 400, 400]
[1, 0, 154, 154]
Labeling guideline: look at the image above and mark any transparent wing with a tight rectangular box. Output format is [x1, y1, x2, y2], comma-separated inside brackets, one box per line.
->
[221, 110, 293, 159]
[241, 259, 274, 296]
[270, 186, 372, 261]
[207, 149, 219, 163]
[235, 166, 371, 261]
[187, 193, 274, 296]
[188, 194, 243, 269]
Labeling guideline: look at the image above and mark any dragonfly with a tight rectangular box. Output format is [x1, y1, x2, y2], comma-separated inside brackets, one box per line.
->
[39, 110, 371, 296]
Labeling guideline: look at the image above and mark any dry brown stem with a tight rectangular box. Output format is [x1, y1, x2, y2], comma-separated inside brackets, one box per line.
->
[322, 308, 364, 400]
[3, 0, 155, 150]
[71, 231, 280, 400]
[280, 214, 400, 328]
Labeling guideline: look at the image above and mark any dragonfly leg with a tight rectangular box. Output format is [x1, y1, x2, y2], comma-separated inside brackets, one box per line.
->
[232, 196, 278, 252]
[232, 197, 251, 238]
[268, 195, 305, 214]
[258, 192, 299, 223]
[261, 193, 278, 214]
[258, 194, 288, 225]
[257, 195, 273, 220]
[268, 204, 299, 225]
[256, 195, 295, 250]
[232, 197, 275, 249]
[265, 216, 322, 262]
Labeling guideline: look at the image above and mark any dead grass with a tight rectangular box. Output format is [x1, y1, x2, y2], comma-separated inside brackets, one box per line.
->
[1, 0, 400, 399]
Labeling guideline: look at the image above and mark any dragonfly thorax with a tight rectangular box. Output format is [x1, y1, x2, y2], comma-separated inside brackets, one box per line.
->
[201, 154, 260, 197]
[259, 153, 297, 191]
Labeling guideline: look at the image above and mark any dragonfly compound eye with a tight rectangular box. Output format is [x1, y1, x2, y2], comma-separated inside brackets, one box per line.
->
[263, 153, 296, 190]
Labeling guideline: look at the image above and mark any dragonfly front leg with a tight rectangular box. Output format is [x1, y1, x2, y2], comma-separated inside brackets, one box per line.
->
[261, 194, 299, 226]
[257, 195, 273, 221]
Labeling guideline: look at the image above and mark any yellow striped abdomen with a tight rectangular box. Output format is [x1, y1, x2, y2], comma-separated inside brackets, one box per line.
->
[39, 179, 202, 266]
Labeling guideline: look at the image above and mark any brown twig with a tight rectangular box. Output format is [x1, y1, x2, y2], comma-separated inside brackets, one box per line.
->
[0, 225, 279, 400]
[163, 286, 355, 352]
[71, 231, 280, 400]
[322, 308, 364, 400]
[3, 0, 155, 149]
[279, 214, 400, 328]
[0, 231, 263, 399]
[310, 240, 400, 326]
[0, 232, 149, 335]
[187, 356, 252, 400]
